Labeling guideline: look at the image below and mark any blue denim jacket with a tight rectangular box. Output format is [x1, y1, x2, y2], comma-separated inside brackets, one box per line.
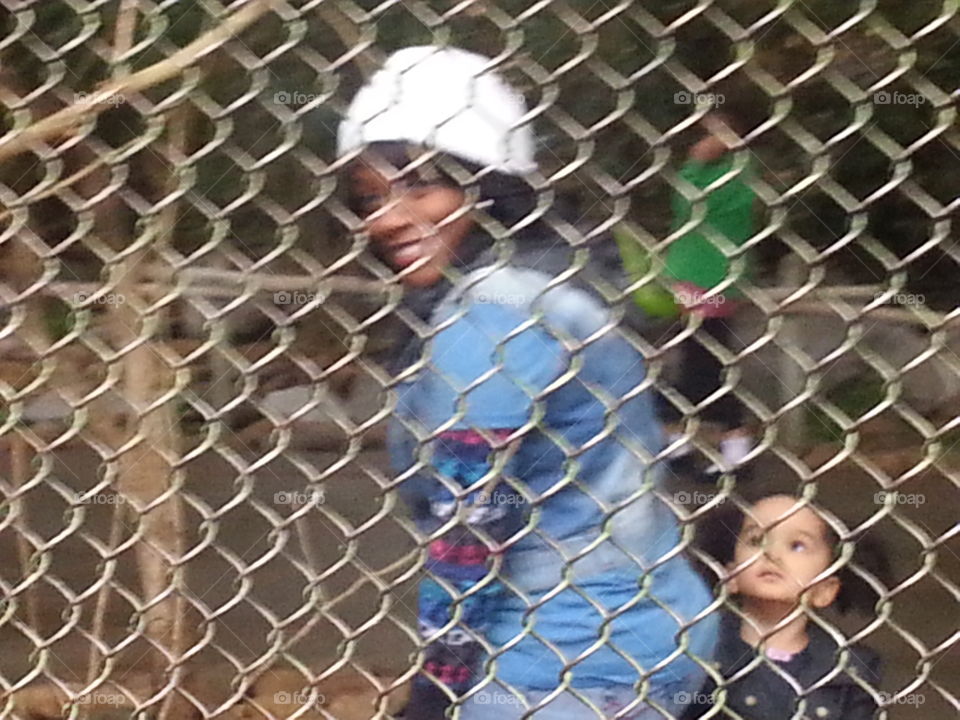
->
[388, 265, 718, 696]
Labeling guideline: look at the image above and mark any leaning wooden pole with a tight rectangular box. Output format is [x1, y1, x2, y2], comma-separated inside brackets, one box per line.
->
[0, 0, 277, 163]
[112, 299, 192, 719]
[99, 4, 195, 718]
[152, 96, 197, 720]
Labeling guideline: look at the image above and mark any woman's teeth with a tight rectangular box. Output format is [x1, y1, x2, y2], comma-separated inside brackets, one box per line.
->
[391, 240, 431, 267]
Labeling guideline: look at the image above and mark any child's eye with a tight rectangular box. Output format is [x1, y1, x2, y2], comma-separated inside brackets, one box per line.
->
[745, 533, 764, 547]
[790, 539, 808, 552]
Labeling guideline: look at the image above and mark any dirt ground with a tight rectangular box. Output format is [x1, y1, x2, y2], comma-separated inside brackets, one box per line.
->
[0, 424, 956, 719]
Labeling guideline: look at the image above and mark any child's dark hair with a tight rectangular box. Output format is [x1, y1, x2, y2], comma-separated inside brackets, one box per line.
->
[693, 489, 893, 615]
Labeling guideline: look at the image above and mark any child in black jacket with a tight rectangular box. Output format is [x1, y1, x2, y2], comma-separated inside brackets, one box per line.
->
[685, 494, 889, 720]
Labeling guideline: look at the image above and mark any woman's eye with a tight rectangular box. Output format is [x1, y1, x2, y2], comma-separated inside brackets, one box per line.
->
[406, 186, 432, 200]
[352, 180, 440, 216]
[354, 194, 383, 215]
[400, 181, 438, 200]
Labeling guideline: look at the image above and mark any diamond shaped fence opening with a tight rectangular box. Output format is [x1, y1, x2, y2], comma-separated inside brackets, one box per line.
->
[0, 1, 957, 719]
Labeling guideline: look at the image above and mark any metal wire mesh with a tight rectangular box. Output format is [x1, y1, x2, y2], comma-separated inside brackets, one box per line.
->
[0, 0, 957, 718]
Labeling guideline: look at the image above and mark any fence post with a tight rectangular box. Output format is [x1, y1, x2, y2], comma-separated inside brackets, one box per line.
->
[10, 433, 40, 632]
[777, 254, 808, 449]
[86, 5, 193, 716]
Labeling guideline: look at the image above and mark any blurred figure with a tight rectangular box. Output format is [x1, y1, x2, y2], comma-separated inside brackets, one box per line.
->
[663, 110, 757, 480]
[338, 46, 718, 720]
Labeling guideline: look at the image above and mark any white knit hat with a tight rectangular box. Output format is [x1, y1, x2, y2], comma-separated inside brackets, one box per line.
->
[337, 46, 537, 176]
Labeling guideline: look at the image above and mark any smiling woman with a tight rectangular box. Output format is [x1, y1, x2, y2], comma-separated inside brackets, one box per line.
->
[348, 157, 475, 288]
[336, 46, 719, 720]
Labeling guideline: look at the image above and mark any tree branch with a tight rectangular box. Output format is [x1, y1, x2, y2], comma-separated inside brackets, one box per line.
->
[0, 0, 278, 163]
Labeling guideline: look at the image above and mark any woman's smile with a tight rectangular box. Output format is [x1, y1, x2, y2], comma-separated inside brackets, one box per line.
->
[384, 236, 440, 269]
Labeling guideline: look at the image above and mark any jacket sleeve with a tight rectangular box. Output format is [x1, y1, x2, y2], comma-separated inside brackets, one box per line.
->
[424, 299, 567, 430]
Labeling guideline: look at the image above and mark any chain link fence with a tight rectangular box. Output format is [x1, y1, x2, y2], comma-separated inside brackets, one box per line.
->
[0, 0, 957, 718]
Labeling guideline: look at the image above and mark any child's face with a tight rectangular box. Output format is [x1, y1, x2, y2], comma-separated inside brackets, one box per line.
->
[729, 496, 840, 608]
[349, 156, 474, 288]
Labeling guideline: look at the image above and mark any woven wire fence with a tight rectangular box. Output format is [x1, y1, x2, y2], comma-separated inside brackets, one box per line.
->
[0, 0, 958, 718]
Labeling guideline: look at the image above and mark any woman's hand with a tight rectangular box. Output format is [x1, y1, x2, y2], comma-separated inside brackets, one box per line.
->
[688, 133, 729, 162]
[689, 113, 739, 162]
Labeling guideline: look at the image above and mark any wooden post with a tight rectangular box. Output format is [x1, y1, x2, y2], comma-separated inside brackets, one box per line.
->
[112, 322, 192, 719]
[0, 79, 56, 637]
[90, 6, 196, 717]
[180, 265, 238, 413]
[81, 498, 128, 720]
[10, 433, 41, 632]
[777, 255, 809, 449]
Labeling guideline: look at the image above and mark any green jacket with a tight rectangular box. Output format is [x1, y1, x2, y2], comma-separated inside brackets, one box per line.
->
[665, 154, 756, 296]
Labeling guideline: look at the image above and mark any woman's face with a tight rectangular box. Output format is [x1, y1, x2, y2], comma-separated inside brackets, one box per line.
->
[349, 158, 474, 288]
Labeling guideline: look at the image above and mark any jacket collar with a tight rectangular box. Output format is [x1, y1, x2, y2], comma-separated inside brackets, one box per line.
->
[717, 610, 876, 687]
